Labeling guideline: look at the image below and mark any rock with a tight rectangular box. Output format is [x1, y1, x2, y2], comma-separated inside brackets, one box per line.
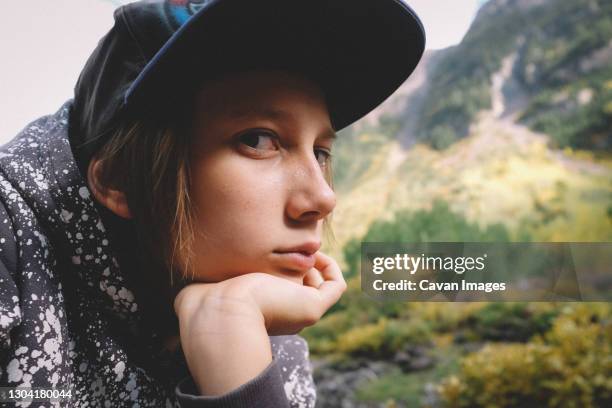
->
[392, 345, 435, 372]
[312, 357, 401, 408]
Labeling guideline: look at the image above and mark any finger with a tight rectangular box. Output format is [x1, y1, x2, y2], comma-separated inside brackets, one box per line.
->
[312, 251, 347, 308]
[303, 267, 324, 288]
[314, 251, 345, 284]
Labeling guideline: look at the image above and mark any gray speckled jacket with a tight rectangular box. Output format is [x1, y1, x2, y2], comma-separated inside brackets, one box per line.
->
[0, 100, 317, 407]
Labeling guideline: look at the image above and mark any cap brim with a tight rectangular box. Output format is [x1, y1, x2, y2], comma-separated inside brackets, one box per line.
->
[124, 0, 426, 131]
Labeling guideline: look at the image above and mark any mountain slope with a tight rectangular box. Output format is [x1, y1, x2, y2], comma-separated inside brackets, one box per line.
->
[414, 0, 612, 150]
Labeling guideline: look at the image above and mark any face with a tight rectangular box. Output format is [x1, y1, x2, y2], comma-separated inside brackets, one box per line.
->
[183, 69, 336, 285]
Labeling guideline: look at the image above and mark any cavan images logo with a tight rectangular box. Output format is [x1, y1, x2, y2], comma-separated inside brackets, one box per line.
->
[166, 0, 212, 26]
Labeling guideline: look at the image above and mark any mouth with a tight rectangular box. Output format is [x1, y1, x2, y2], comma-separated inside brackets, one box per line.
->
[271, 251, 316, 271]
[272, 241, 321, 271]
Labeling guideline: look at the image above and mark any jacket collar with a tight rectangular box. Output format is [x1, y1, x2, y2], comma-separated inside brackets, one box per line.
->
[40, 101, 145, 321]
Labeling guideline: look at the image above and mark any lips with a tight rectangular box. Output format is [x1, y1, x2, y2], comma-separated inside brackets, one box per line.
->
[273, 241, 321, 271]
[275, 241, 321, 256]
[272, 252, 316, 271]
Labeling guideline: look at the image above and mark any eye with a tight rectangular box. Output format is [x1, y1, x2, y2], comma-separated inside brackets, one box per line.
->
[237, 129, 279, 153]
[314, 148, 332, 168]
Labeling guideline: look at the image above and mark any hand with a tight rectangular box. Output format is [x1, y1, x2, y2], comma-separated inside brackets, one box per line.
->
[173, 250, 347, 336]
[171, 250, 346, 396]
[251, 250, 348, 335]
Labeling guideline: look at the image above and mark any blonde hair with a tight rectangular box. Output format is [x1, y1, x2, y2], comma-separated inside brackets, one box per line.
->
[91, 115, 336, 290]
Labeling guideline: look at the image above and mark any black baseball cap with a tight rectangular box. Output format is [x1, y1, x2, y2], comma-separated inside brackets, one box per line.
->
[71, 0, 425, 175]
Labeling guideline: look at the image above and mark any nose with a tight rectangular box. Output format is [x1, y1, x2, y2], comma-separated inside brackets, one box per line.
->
[285, 150, 336, 223]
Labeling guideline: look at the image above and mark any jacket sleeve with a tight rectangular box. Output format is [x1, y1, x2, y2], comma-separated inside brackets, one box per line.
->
[174, 355, 290, 408]
[0, 198, 21, 351]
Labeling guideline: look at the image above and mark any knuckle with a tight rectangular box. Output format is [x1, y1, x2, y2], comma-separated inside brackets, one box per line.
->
[173, 286, 195, 317]
[302, 315, 318, 327]
[303, 305, 322, 326]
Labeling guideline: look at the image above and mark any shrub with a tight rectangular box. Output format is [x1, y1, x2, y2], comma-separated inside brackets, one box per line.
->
[336, 317, 432, 358]
[438, 303, 612, 407]
[461, 302, 559, 342]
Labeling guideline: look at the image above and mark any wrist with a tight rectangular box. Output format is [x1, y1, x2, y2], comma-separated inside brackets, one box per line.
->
[184, 309, 272, 396]
[176, 286, 271, 396]
[174, 282, 263, 326]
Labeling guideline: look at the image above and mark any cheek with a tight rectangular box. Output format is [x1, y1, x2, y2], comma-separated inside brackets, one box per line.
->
[186, 154, 285, 278]
[191, 154, 284, 226]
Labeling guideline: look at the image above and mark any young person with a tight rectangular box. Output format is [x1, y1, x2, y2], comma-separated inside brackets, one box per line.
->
[0, 0, 425, 406]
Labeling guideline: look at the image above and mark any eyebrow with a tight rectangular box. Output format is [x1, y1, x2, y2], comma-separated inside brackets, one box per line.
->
[223, 107, 337, 141]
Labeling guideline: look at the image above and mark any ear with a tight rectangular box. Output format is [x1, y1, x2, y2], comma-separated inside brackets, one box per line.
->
[87, 158, 133, 219]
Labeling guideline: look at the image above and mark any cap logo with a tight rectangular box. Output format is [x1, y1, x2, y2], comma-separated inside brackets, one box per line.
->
[166, 0, 211, 26]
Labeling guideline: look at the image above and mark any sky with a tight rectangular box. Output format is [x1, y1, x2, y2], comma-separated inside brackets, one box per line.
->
[0, 0, 486, 142]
